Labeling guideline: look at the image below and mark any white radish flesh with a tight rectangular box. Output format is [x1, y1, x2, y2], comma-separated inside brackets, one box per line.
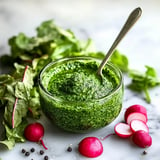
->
[114, 123, 133, 138]
[126, 112, 147, 124]
[130, 119, 149, 133]
[124, 104, 147, 122]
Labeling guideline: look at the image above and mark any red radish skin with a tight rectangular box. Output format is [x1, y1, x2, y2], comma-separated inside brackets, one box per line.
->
[132, 130, 152, 148]
[124, 104, 147, 122]
[130, 119, 149, 133]
[24, 122, 48, 150]
[114, 123, 133, 138]
[126, 112, 148, 124]
[78, 137, 103, 158]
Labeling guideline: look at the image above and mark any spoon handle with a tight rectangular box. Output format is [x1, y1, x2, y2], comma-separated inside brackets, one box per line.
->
[97, 7, 142, 76]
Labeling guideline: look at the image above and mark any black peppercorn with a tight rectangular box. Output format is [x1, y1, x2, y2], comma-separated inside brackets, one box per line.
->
[25, 151, 30, 156]
[67, 146, 72, 152]
[44, 155, 49, 160]
[143, 150, 147, 155]
[21, 149, 26, 154]
[30, 148, 35, 152]
[40, 150, 44, 155]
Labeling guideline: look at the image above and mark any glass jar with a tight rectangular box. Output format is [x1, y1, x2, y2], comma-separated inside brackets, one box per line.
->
[38, 57, 124, 133]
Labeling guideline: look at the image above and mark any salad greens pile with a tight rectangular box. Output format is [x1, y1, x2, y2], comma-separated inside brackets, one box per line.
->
[0, 20, 160, 149]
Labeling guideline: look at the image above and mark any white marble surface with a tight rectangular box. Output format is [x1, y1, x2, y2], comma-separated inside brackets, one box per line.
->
[0, 0, 160, 160]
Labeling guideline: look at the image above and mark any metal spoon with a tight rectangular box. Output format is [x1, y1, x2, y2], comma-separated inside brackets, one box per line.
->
[97, 7, 142, 78]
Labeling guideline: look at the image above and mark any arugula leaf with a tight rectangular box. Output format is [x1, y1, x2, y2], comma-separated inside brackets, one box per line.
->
[128, 66, 160, 103]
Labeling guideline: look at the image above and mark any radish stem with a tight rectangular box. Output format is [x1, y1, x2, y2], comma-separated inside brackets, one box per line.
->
[100, 133, 115, 141]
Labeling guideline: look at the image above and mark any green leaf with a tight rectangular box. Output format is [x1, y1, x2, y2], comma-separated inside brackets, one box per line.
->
[15, 82, 28, 100]
[13, 64, 34, 87]
[28, 87, 41, 119]
[5, 121, 27, 142]
[0, 74, 14, 85]
[128, 66, 160, 103]
[110, 50, 129, 73]
[12, 99, 28, 128]
[0, 139, 15, 150]
[0, 120, 27, 150]
[145, 65, 157, 77]
[11, 65, 34, 128]
[0, 64, 38, 128]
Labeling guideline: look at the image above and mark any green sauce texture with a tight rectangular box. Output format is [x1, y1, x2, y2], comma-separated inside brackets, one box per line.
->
[39, 58, 123, 132]
[47, 61, 119, 101]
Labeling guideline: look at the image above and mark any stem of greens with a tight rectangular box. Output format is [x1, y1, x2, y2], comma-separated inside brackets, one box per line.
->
[144, 87, 151, 103]
[12, 65, 29, 128]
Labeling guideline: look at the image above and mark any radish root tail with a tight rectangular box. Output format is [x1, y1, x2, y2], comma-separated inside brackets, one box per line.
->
[40, 138, 48, 150]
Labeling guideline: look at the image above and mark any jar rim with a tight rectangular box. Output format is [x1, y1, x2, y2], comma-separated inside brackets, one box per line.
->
[38, 56, 123, 103]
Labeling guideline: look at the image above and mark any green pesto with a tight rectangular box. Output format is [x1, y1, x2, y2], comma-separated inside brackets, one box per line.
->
[39, 58, 123, 132]
[47, 61, 119, 101]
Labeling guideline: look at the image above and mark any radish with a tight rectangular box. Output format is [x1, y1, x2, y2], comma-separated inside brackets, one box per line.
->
[78, 137, 103, 158]
[132, 130, 152, 148]
[114, 123, 133, 138]
[126, 112, 147, 124]
[130, 119, 149, 133]
[24, 122, 48, 150]
[124, 104, 147, 122]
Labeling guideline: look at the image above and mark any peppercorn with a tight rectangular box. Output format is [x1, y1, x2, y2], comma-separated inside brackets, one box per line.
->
[44, 155, 49, 160]
[30, 148, 35, 152]
[25, 151, 30, 156]
[67, 146, 72, 152]
[40, 150, 44, 155]
[21, 149, 26, 154]
[143, 150, 147, 155]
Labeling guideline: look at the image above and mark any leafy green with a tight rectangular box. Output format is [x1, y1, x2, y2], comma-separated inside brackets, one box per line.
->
[1, 64, 36, 128]
[0, 64, 40, 149]
[128, 66, 160, 103]
[6, 20, 105, 75]
[110, 50, 129, 73]
[0, 120, 27, 150]
[0, 139, 15, 150]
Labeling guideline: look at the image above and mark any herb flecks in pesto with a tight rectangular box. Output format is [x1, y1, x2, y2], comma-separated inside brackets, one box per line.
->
[47, 61, 119, 101]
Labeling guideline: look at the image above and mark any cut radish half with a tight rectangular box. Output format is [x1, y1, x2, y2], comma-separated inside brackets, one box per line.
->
[126, 112, 147, 124]
[130, 119, 149, 133]
[114, 123, 133, 138]
[124, 104, 147, 122]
